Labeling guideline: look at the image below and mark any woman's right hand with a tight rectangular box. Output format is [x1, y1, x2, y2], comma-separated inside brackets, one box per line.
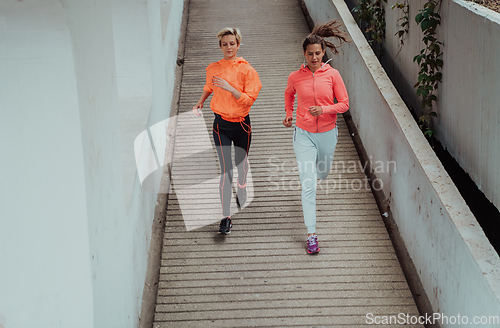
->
[192, 103, 203, 116]
[283, 116, 293, 127]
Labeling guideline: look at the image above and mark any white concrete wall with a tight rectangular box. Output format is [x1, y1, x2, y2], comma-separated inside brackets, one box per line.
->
[0, 0, 184, 327]
[112, 0, 154, 210]
[304, 0, 500, 325]
[0, 1, 94, 327]
[378, 0, 500, 211]
[436, 1, 500, 212]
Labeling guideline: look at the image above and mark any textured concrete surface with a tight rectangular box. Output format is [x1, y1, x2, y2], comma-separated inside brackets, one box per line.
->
[153, 0, 423, 326]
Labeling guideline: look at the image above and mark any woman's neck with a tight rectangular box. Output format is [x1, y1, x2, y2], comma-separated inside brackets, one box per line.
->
[307, 64, 321, 73]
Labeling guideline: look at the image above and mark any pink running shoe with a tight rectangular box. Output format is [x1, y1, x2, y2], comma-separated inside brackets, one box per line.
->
[307, 234, 320, 254]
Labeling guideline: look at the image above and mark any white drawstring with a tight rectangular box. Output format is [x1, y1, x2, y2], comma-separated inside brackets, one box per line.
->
[321, 58, 332, 69]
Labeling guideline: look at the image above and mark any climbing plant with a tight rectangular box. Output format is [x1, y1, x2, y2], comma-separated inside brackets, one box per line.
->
[352, 0, 388, 57]
[413, 0, 443, 139]
[352, 0, 372, 28]
[391, 1, 409, 58]
[352, 0, 444, 140]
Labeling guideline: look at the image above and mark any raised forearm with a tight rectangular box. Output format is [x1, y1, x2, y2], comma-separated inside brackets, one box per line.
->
[229, 87, 241, 100]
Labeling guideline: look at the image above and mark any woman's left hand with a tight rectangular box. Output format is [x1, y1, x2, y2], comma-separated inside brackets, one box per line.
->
[212, 76, 233, 92]
[308, 106, 323, 117]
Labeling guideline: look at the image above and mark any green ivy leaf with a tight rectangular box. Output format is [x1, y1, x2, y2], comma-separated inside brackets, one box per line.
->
[420, 20, 433, 31]
[430, 44, 440, 53]
[415, 13, 423, 23]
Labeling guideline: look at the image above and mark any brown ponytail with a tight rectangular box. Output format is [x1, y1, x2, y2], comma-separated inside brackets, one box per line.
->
[303, 20, 351, 54]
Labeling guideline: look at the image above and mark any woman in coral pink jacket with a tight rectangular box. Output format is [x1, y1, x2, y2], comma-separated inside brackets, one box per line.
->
[283, 20, 350, 254]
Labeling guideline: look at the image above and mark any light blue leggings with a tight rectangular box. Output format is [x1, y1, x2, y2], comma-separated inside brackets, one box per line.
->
[293, 126, 338, 234]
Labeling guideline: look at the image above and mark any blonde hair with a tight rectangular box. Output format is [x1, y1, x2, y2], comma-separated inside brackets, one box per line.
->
[217, 27, 242, 46]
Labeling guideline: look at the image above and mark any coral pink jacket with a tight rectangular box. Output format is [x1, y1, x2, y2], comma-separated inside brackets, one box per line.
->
[204, 57, 262, 122]
[285, 62, 349, 133]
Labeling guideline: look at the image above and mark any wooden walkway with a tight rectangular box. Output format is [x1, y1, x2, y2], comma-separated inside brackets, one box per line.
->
[153, 0, 423, 326]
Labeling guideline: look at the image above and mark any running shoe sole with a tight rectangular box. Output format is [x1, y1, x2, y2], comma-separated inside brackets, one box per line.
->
[307, 247, 320, 254]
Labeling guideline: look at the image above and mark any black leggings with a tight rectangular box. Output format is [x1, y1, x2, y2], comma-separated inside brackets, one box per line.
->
[212, 114, 251, 217]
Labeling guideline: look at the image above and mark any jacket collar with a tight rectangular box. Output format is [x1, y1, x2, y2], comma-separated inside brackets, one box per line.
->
[300, 58, 333, 74]
[218, 57, 248, 66]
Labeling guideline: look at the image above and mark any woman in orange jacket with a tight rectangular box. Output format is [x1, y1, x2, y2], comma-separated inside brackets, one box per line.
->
[283, 20, 350, 253]
[193, 27, 262, 234]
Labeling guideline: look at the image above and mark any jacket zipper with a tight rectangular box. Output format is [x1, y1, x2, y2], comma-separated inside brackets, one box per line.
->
[312, 71, 318, 133]
[311, 60, 332, 133]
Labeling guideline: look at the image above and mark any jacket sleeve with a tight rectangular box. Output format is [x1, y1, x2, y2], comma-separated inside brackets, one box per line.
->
[203, 64, 214, 93]
[321, 70, 349, 115]
[284, 74, 296, 117]
[236, 66, 262, 107]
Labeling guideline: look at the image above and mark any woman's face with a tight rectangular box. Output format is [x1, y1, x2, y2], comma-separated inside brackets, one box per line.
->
[220, 34, 240, 60]
[304, 43, 325, 72]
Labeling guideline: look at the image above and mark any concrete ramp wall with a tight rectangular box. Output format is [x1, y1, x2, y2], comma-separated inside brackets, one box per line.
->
[303, 0, 500, 325]
[0, 0, 185, 327]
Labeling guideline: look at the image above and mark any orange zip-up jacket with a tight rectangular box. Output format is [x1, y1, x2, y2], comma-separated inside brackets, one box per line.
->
[285, 62, 349, 133]
[203, 57, 262, 122]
